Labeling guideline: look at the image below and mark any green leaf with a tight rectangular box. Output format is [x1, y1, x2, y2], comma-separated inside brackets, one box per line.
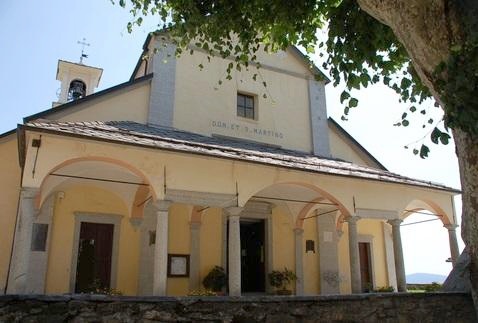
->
[410, 106, 416, 112]
[402, 120, 409, 127]
[348, 98, 358, 108]
[340, 91, 350, 104]
[450, 44, 462, 53]
[428, 118, 434, 124]
[439, 132, 451, 145]
[401, 112, 407, 120]
[431, 127, 441, 144]
[419, 144, 430, 159]
[413, 148, 419, 155]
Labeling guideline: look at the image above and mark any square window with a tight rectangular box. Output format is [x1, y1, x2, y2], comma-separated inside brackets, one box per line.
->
[237, 93, 255, 119]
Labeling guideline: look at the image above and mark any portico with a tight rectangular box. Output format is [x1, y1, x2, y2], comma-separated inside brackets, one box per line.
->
[4, 120, 460, 296]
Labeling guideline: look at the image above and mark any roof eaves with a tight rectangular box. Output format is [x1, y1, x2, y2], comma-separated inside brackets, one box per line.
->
[0, 128, 16, 140]
[23, 73, 153, 123]
[21, 122, 460, 194]
[328, 117, 388, 171]
[129, 33, 154, 82]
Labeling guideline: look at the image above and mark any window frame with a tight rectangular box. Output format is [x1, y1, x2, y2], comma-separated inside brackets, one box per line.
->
[237, 93, 256, 120]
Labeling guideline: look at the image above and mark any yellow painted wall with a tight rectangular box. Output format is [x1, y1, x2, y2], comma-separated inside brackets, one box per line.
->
[271, 207, 295, 291]
[337, 219, 390, 293]
[329, 125, 373, 168]
[0, 136, 21, 293]
[358, 219, 388, 289]
[167, 203, 191, 296]
[173, 49, 313, 153]
[42, 81, 150, 124]
[303, 216, 319, 295]
[45, 185, 139, 295]
[198, 208, 224, 287]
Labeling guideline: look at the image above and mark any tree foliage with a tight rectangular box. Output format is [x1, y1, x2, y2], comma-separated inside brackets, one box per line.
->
[113, 0, 476, 156]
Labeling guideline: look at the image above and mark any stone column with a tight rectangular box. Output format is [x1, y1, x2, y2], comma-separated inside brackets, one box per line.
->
[346, 216, 361, 293]
[444, 224, 460, 266]
[317, 212, 341, 295]
[226, 207, 243, 296]
[189, 221, 201, 291]
[388, 219, 406, 292]
[153, 200, 171, 296]
[26, 193, 55, 294]
[7, 187, 39, 294]
[294, 228, 304, 295]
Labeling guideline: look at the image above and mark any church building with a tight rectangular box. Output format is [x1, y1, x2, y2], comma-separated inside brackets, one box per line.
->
[0, 32, 460, 296]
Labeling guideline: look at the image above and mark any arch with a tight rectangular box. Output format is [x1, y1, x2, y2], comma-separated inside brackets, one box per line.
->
[295, 197, 350, 230]
[401, 199, 451, 225]
[36, 156, 157, 209]
[242, 181, 352, 229]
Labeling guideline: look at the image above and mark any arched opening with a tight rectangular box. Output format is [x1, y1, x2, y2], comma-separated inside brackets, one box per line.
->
[232, 182, 349, 295]
[68, 79, 87, 101]
[400, 199, 457, 284]
[36, 157, 155, 295]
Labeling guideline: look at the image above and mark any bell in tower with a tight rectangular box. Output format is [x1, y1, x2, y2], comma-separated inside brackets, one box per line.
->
[68, 79, 87, 101]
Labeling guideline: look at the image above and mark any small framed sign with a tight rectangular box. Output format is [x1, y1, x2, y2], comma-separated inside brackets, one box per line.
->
[167, 254, 190, 277]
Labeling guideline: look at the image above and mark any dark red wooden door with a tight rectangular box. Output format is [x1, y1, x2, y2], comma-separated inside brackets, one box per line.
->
[75, 222, 114, 293]
[359, 242, 372, 292]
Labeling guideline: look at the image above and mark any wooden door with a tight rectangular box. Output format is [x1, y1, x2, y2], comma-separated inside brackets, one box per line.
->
[75, 222, 114, 293]
[240, 220, 265, 293]
[359, 242, 372, 292]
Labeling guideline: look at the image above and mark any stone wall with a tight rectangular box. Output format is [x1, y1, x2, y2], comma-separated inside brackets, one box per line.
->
[0, 292, 475, 322]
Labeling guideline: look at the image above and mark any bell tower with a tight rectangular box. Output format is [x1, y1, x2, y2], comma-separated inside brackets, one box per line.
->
[53, 60, 103, 107]
[53, 39, 103, 107]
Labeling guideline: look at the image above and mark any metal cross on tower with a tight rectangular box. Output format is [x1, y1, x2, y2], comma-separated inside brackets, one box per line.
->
[77, 38, 90, 64]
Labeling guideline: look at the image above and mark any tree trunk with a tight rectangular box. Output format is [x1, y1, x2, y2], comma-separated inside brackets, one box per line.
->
[357, 0, 478, 313]
[454, 129, 478, 307]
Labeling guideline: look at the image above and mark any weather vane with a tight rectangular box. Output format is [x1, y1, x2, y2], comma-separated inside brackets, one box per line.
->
[77, 38, 90, 64]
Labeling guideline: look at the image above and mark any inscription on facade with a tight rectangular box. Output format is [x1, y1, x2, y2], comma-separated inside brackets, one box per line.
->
[211, 120, 284, 139]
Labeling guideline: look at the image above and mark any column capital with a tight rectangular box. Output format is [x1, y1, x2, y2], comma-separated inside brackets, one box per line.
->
[190, 221, 201, 230]
[387, 218, 403, 226]
[294, 227, 304, 235]
[225, 206, 243, 217]
[153, 200, 172, 212]
[20, 187, 40, 199]
[346, 216, 360, 224]
[444, 223, 459, 231]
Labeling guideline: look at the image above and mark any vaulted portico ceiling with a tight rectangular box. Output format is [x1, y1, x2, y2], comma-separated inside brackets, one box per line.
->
[20, 119, 460, 194]
[38, 159, 150, 214]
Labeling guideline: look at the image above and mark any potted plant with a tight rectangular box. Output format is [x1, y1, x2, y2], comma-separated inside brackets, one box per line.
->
[268, 267, 297, 295]
[202, 266, 227, 294]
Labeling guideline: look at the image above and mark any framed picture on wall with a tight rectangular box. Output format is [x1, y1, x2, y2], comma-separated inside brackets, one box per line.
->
[167, 254, 190, 277]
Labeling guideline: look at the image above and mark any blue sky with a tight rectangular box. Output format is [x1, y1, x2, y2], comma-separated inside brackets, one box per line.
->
[0, 1, 462, 277]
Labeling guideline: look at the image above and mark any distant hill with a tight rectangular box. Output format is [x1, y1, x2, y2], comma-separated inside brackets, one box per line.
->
[406, 273, 447, 284]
